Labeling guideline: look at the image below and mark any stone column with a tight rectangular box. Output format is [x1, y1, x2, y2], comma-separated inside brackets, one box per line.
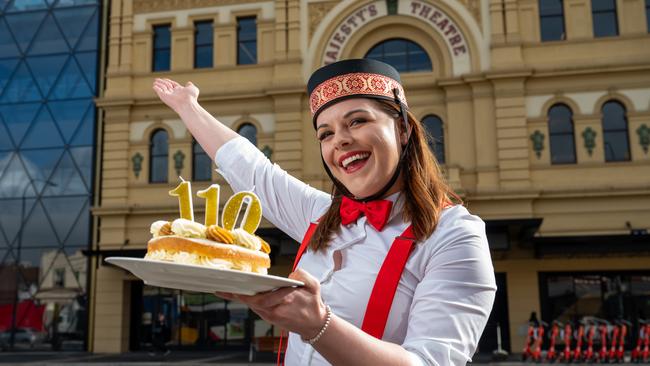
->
[272, 93, 303, 177]
[274, 0, 288, 60]
[470, 79, 499, 192]
[440, 81, 475, 192]
[215, 23, 236, 66]
[171, 26, 194, 71]
[91, 266, 131, 353]
[490, 73, 532, 189]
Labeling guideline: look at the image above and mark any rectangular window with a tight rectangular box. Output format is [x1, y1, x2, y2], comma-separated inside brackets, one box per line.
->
[539, 0, 565, 41]
[592, 0, 618, 37]
[237, 17, 257, 65]
[194, 20, 213, 68]
[54, 268, 65, 288]
[153, 24, 171, 71]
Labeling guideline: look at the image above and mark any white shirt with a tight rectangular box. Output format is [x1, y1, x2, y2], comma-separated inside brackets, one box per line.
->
[215, 137, 496, 366]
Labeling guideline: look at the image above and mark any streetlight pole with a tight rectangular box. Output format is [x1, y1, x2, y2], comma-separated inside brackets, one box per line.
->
[9, 178, 57, 350]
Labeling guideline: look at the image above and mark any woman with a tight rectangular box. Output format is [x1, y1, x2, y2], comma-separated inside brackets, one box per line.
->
[153, 59, 496, 365]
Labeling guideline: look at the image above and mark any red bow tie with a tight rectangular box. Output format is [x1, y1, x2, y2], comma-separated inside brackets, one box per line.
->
[340, 196, 393, 231]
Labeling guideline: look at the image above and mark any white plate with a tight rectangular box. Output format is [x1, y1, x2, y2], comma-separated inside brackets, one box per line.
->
[105, 257, 303, 295]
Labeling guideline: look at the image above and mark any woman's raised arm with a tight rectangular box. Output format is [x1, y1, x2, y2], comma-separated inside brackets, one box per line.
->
[153, 78, 238, 159]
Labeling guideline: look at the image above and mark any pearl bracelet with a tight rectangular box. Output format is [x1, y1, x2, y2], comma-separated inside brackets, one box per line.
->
[303, 305, 332, 345]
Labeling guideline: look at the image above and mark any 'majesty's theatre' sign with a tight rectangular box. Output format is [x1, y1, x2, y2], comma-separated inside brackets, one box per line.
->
[321, 0, 471, 76]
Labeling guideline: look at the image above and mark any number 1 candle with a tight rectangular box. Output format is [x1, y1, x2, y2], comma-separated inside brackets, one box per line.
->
[169, 177, 194, 221]
[197, 184, 220, 226]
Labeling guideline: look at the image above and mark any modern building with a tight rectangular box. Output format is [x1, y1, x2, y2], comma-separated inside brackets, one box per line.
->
[1, 0, 649, 358]
[0, 0, 102, 351]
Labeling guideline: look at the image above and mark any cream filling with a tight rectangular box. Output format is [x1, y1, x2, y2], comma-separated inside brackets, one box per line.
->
[145, 249, 267, 274]
[171, 218, 207, 239]
[150, 220, 169, 238]
[231, 228, 262, 251]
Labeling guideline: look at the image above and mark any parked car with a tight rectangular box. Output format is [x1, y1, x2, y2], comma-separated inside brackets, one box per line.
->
[0, 328, 45, 350]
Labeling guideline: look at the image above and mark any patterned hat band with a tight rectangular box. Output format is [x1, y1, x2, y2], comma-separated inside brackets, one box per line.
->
[309, 72, 408, 116]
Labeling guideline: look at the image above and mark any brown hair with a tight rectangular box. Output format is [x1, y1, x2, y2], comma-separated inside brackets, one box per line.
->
[309, 99, 461, 251]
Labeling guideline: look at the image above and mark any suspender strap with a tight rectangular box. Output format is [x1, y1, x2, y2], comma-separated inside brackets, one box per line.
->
[361, 225, 415, 339]
[293, 222, 318, 271]
[294, 223, 416, 339]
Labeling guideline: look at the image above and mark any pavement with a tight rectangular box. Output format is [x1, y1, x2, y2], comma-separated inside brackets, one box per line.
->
[0, 351, 645, 365]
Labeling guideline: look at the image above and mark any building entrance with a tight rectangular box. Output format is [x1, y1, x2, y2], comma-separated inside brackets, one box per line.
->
[129, 282, 261, 351]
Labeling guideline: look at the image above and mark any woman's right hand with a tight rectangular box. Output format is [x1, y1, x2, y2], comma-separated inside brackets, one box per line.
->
[153, 78, 199, 114]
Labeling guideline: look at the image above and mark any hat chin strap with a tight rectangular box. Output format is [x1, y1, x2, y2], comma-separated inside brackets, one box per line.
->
[321, 91, 411, 203]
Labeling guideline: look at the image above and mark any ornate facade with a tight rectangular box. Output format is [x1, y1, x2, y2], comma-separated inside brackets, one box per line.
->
[92, 0, 650, 355]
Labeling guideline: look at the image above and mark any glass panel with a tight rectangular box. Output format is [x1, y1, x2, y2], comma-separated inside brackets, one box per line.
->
[69, 146, 93, 188]
[604, 131, 630, 162]
[69, 110, 95, 147]
[4, 11, 47, 53]
[20, 149, 65, 193]
[43, 150, 88, 195]
[20, 107, 65, 149]
[74, 8, 98, 51]
[573, 275, 602, 318]
[60, 199, 89, 246]
[192, 141, 211, 181]
[592, 0, 616, 11]
[593, 12, 618, 37]
[20, 200, 60, 247]
[237, 17, 256, 65]
[602, 101, 626, 130]
[548, 104, 573, 133]
[539, 0, 563, 15]
[26, 55, 69, 99]
[46, 99, 92, 143]
[0, 155, 38, 199]
[153, 49, 170, 72]
[0, 118, 14, 151]
[150, 157, 168, 183]
[195, 21, 213, 45]
[49, 57, 93, 99]
[0, 21, 21, 58]
[0, 198, 33, 244]
[195, 45, 213, 69]
[151, 130, 168, 155]
[74, 52, 97, 92]
[540, 16, 565, 41]
[5, 0, 48, 12]
[0, 61, 42, 103]
[647, 0, 650, 33]
[54, 0, 98, 7]
[550, 134, 576, 164]
[365, 39, 432, 72]
[237, 124, 257, 146]
[153, 25, 171, 71]
[52, 6, 96, 51]
[27, 14, 68, 55]
[0, 103, 41, 146]
[41, 196, 88, 245]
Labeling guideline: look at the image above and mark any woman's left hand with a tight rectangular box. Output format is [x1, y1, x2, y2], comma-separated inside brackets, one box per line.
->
[216, 269, 328, 340]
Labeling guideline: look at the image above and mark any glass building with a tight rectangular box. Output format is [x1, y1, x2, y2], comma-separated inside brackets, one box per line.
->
[0, 0, 100, 351]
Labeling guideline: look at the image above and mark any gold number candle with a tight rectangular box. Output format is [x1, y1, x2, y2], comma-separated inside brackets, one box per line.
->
[221, 191, 262, 233]
[197, 184, 220, 226]
[169, 178, 194, 221]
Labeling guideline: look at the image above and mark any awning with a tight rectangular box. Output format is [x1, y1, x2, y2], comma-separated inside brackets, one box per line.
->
[533, 233, 650, 258]
[485, 218, 543, 250]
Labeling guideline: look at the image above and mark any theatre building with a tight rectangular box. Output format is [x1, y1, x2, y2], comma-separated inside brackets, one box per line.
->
[2, 0, 648, 357]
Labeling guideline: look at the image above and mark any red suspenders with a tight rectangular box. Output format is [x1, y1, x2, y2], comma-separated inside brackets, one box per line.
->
[277, 222, 416, 364]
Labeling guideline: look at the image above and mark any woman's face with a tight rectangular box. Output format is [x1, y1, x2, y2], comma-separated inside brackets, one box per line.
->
[316, 98, 405, 199]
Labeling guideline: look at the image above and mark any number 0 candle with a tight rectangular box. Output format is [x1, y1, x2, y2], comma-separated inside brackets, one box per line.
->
[197, 184, 220, 226]
[169, 178, 194, 221]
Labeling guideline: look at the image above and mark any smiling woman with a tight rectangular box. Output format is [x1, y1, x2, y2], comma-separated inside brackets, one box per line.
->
[153, 58, 496, 366]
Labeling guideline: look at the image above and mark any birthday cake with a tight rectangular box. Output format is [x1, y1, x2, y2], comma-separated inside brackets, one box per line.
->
[145, 181, 271, 274]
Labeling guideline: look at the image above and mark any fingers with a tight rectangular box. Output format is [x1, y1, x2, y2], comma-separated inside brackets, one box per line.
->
[289, 269, 320, 294]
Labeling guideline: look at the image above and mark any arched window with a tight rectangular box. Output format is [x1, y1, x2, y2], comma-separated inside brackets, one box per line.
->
[192, 139, 212, 181]
[237, 123, 257, 146]
[421, 115, 445, 164]
[149, 129, 168, 183]
[548, 103, 576, 164]
[602, 100, 630, 162]
[364, 38, 432, 73]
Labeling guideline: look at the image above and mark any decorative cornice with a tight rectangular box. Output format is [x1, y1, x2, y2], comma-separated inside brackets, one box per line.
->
[134, 0, 266, 13]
